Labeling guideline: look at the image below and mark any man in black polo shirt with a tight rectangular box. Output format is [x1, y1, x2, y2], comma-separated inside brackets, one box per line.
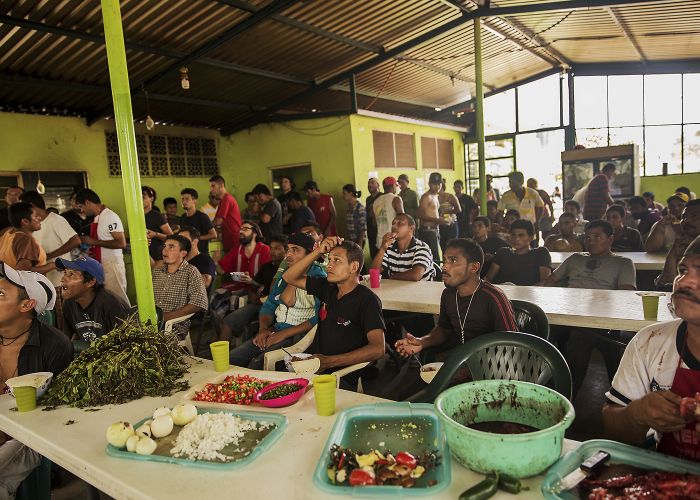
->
[0, 262, 73, 499]
[57, 256, 129, 343]
[485, 219, 552, 286]
[283, 237, 385, 390]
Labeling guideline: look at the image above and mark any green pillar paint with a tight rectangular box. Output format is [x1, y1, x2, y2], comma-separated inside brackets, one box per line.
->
[100, 0, 157, 324]
[474, 18, 487, 215]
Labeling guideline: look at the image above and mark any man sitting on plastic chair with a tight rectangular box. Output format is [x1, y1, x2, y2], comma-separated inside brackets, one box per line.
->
[283, 237, 385, 391]
[228, 233, 325, 369]
[0, 263, 73, 499]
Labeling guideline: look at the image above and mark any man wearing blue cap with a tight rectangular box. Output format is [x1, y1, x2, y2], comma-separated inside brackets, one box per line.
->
[56, 257, 130, 343]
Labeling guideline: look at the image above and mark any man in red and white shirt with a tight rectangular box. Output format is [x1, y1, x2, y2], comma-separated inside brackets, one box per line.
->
[217, 221, 271, 292]
[209, 175, 242, 253]
[74, 189, 129, 307]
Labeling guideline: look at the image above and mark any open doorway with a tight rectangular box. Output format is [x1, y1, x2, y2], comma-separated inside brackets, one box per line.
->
[268, 163, 312, 198]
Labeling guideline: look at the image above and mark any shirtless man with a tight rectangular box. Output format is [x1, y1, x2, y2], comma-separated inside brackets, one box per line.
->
[418, 172, 443, 262]
[438, 179, 462, 252]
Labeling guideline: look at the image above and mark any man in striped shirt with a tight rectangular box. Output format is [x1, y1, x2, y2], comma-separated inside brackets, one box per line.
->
[371, 214, 435, 281]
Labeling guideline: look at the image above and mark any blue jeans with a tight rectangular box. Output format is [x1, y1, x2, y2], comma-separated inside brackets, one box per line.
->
[222, 303, 261, 340]
[228, 324, 298, 369]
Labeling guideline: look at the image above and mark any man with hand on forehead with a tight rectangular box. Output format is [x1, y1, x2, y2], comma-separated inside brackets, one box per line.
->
[603, 236, 700, 461]
[283, 236, 385, 391]
[0, 263, 73, 499]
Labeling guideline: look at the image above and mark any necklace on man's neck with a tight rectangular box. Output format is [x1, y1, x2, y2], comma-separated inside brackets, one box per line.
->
[0, 326, 32, 347]
[456, 279, 482, 345]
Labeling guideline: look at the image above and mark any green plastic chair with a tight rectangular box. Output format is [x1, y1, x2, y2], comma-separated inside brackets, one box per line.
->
[37, 309, 56, 327]
[510, 299, 549, 340]
[405, 331, 572, 403]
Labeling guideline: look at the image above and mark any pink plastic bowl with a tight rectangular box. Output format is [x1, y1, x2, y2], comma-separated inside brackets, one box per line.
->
[253, 378, 309, 408]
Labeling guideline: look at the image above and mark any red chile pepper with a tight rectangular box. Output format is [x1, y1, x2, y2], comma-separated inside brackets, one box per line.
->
[349, 469, 376, 486]
[395, 452, 417, 469]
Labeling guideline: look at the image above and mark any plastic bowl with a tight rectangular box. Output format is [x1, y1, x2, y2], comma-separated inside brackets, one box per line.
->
[435, 380, 575, 478]
[284, 353, 320, 376]
[253, 378, 309, 408]
[6, 372, 53, 398]
[419, 362, 443, 383]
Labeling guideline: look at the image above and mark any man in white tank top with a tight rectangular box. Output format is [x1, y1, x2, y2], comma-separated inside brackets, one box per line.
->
[373, 177, 404, 250]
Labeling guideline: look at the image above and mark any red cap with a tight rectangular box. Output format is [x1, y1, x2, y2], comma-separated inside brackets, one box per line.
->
[382, 176, 398, 186]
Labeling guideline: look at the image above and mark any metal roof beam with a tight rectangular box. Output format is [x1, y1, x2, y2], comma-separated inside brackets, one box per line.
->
[86, 0, 302, 124]
[605, 7, 646, 61]
[573, 59, 700, 75]
[0, 73, 262, 112]
[482, 0, 667, 16]
[220, 11, 482, 134]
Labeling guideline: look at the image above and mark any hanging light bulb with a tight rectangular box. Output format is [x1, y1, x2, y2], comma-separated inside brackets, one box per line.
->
[36, 177, 46, 195]
[146, 115, 155, 130]
[180, 67, 190, 90]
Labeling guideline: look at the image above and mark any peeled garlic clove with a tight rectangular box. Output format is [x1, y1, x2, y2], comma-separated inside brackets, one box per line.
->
[136, 423, 151, 438]
[153, 407, 171, 419]
[135, 437, 157, 455]
[150, 415, 174, 438]
[126, 435, 140, 453]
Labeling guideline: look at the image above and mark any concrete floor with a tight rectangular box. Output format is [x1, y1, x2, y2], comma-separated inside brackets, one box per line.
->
[51, 326, 611, 498]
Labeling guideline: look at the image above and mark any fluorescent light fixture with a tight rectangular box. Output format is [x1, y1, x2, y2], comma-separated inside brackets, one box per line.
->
[434, 107, 442, 111]
[483, 24, 507, 40]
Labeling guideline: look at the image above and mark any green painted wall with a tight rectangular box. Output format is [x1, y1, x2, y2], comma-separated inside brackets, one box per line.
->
[640, 174, 700, 201]
[349, 113, 467, 196]
[222, 116, 355, 235]
[0, 112, 215, 231]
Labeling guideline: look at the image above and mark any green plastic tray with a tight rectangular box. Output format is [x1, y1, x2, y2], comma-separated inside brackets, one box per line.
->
[542, 439, 700, 499]
[313, 402, 451, 497]
[105, 407, 287, 469]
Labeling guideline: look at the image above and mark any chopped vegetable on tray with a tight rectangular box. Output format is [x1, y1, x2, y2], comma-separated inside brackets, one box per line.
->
[193, 375, 269, 405]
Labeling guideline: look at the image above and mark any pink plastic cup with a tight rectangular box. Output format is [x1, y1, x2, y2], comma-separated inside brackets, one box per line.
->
[369, 268, 381, 288]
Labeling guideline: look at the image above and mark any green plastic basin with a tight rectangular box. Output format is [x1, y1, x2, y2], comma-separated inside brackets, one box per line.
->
[435, 380, 575, 478]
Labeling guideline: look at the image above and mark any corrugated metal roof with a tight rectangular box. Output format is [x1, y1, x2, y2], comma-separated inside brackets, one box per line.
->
[1, 0, 699, 130]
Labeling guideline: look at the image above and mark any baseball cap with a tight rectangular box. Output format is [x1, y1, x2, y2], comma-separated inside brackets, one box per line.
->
[397, 174, 409, 182]
[288, 232, 316, 254]
[668, 192, 690, 204]
[302, 180, 318, 191]
[55, 257, 105, 284]
[382, 176, 399, 186]
[0, 262, 56, 313]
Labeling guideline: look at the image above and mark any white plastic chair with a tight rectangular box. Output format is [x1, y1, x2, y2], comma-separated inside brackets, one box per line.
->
[263, 324, 369, 391]
[164, 313, 195, 355]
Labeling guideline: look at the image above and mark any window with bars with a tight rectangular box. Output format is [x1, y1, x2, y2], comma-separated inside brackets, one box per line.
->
[421, 137, 454, 170]
[372, 130, 416, 169]
[106, 132, 219, 177]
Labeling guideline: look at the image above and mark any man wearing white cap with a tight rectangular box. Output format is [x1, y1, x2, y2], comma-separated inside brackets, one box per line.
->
[0, 262, 73, 500]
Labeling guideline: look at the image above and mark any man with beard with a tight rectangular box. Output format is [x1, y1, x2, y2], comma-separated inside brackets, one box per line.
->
[658, 201, 700, 290]
[284, 237, 385, 390]
[603, 235, 700, 461]
[57, 256, 129, 343]
[646, 192, 689, 253]
[217, 221, 271, 292]
[395, 238, 517, 358]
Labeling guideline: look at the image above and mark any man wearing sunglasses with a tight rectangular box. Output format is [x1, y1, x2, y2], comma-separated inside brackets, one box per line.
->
[0, 262, 73, 499]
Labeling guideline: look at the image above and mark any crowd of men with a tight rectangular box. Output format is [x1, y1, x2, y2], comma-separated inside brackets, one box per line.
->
[2, 165, 700, 495]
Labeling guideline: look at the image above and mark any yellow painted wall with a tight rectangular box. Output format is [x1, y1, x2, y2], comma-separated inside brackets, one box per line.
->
[0, 112, 216, 232]
[221, 116, 355, 235]
[349, 113, 467, 196]
[640, 174, 700, 201]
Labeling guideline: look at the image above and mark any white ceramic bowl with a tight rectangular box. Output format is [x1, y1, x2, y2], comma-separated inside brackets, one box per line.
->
[420, 362, 443, 384]
[6, 372, 53, 398]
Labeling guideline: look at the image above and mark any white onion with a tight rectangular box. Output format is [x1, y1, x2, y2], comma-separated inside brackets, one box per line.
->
[136, 423, 151, 438]
[153, 407, 171, 419]
[105, 422, 134, 448]
[126, 435, 140, 452]
[136, 437, 157, 455]
[171, 404, 198, 426]
[151, 415, 174, 438]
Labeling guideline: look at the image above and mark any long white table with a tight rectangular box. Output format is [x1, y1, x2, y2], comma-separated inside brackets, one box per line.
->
[372, 279, 673, 331]
[550, 252, 666, 271]
[0, 360, 574, 500]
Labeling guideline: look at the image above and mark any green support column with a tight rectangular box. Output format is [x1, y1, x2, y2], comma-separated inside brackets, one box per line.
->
[100, 0, 157, 324]
[474, 18, 487, 215]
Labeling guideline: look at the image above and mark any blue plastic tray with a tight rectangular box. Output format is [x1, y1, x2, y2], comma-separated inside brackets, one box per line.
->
[542, 439, 700, 499]
[106, 407, 287, 469]
[313, 402, 451, 497]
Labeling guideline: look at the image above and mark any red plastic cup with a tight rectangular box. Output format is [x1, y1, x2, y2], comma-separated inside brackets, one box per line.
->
[369, 268, 381, 288]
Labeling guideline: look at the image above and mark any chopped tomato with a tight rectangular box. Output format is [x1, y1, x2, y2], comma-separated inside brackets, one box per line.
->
[349, 469, 376, 486]
[395, 452, 417, 469]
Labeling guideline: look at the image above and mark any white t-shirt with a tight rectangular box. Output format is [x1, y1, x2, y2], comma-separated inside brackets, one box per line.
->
[606, 319, 689, 439]
[96, 207, 124, 260]
[34, 212, 78, 286]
